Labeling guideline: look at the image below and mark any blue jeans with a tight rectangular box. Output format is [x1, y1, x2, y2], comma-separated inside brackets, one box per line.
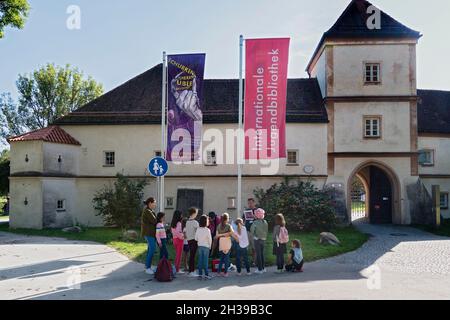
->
[145, 236, 156, 269]
[235, 246, 250, 273]
[197, 246, 210, 276]
[159, 238, 168, 260]
[218, 250, 231, 274]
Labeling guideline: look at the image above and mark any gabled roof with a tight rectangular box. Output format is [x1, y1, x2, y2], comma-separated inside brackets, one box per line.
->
[7, 126, 81, 146]
[418, 90, 450, 135]
[53, 64, 328, 125]
[307, 0, 421, 72]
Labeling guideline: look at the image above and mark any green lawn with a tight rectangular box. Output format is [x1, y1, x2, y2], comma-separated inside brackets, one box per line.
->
[415, 219, 450, 237]
[0, 224, 368, 266]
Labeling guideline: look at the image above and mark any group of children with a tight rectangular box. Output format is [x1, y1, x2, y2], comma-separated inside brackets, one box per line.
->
[143, 197, 304, 280]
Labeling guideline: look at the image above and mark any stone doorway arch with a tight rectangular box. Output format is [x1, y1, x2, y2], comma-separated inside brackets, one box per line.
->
[347, 160, 402, 224]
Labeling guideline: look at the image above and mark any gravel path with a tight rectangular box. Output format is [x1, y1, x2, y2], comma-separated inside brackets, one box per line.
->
[1, 224, 450, 300]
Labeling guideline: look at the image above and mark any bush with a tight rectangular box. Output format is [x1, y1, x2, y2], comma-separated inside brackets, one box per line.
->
[93, 174, 147, 231]
[0, 150, 10, 196]
[254, 179, 337, 231]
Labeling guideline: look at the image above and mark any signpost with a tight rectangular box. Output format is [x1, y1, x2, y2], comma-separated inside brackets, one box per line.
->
[148, 157, 169, 178]
[149, 156, 168, 212]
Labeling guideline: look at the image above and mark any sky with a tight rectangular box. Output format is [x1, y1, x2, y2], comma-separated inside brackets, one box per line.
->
[1, 0, 450, 100]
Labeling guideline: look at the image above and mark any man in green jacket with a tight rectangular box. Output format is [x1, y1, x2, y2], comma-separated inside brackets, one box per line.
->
[141, 197, 157, 275]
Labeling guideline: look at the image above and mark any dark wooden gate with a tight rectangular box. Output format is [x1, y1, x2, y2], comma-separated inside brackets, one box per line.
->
[369, 166, 392, 224]
[176, 189, 204, 215]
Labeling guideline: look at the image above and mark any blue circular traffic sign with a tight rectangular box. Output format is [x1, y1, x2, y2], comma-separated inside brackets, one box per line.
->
[148, 157, 168, 177]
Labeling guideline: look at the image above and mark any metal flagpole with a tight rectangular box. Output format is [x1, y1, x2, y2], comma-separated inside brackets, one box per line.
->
[237, 35, 244, 219]
[160, 51, 167, 213]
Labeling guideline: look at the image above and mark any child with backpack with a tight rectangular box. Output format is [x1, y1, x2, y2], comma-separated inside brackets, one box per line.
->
[285, 239, 304, 272]
[250, 208, 268, 274]
[195, 215, 213, 280]
[156, 212, 169, 259]
[273, 213, 289, 273]
[216, 212, 234, 277]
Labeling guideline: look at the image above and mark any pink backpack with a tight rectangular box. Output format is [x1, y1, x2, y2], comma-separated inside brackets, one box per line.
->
[278, 226, 289, 244]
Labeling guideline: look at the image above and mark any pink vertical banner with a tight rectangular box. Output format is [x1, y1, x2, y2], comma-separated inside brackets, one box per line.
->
[244, 38, 289, 160]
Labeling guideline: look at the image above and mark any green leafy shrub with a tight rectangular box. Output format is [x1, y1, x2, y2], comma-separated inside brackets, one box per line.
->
[254, 179, 337, 231]
[93, 174, 147, 231]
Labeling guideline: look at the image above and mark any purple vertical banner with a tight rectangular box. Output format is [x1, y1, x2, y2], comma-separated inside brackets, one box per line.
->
[166, 53, 205, 162]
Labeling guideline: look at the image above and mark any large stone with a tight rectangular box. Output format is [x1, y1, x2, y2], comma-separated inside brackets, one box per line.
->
[319, 232, 341, 246]
[123, 230, 138, 241]
[61, 226, 82, 233]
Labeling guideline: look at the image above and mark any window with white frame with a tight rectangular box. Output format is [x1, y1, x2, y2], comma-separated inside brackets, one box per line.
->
[440, 192, 449, 210]
[365, 63, 381, 84]
[205, 149, 217, 166]
[418, 149, 434, 166]
[227, 197, 236, 209]
[56, 199, 66, 211]
[364, 117, 381, 138]
[104, 151, 115, 166]
[287, 150, 299, 165]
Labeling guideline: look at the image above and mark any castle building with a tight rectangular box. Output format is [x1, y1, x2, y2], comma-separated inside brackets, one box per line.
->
[8, 0, 450, 228]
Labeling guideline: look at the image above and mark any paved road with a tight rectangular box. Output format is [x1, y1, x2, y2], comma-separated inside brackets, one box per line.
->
[1, 224, 450, 300]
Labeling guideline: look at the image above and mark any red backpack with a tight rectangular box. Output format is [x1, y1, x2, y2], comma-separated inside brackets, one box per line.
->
[155, 257, 173, 282]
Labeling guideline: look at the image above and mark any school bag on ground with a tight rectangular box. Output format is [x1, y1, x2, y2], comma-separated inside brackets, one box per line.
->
[155, 257, 173, 282]
[278, 226, 289, 244]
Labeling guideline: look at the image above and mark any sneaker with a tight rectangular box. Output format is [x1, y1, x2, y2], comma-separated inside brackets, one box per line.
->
[197, 275, 203, 280]
[204, 275, 212, 280]
[246, 271, 252, 276]
[262, 268, 267, 273]
[145, 268, 154, 275]
[189, 272, 199, 277]
[223, 273, 229, 277]
[275, 269, 283, 274]
[236, 272, 242, 276]
[177, 270, 185, 275]
[254, 270, 263, 274]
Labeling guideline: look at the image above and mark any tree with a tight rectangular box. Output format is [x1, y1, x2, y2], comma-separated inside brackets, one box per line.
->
[0, 149, 10, 196]
[254, 178, 337, 231]
[0, 0, 30, 38]
[93, 174, 148, 231]
[0, 63, 103, 142]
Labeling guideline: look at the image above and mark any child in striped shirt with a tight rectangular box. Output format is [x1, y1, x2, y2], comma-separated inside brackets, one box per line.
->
[156, 212, 168, 260]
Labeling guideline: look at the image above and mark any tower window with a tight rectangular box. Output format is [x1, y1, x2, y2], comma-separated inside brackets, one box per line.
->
[364, 116, 382, 138]
[365, 63, 381, 84]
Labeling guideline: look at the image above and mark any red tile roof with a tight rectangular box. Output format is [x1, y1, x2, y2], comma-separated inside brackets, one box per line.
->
[7, 126, 81, 146]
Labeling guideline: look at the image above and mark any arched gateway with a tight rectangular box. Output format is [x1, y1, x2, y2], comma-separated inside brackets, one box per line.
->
[347, 161, 401, 224]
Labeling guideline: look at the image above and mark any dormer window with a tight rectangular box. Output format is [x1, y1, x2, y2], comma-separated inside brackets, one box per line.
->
[364, 63, 381, 84]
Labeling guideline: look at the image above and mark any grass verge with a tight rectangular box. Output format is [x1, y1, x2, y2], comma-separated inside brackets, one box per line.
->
[0, 224, 369, 266]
